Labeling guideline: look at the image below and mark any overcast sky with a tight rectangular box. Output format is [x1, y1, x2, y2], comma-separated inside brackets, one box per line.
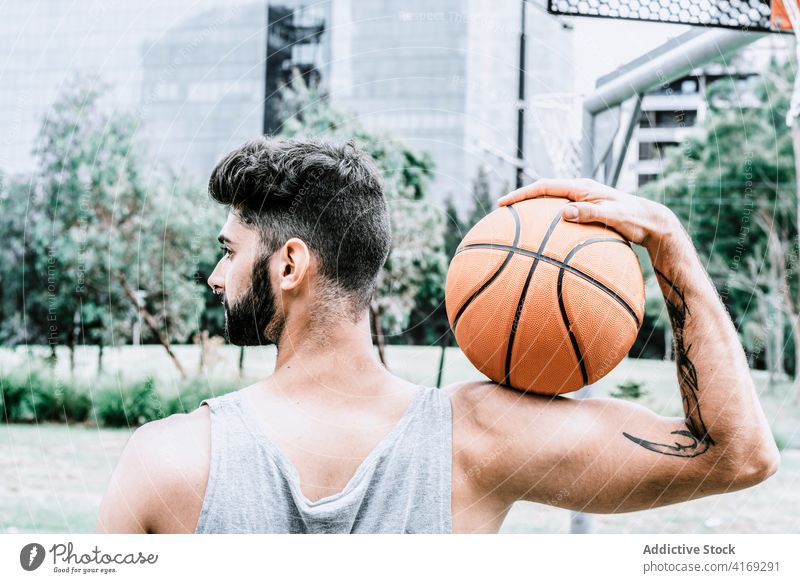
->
[571, 19, 692, 94]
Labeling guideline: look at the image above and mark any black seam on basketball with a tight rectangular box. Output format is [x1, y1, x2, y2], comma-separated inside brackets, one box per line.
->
[559, 237, 641, 329]
[456, 241, 641, 328]
[556, 239, 625, 387]
[451, 206, 521, 332]
[557, 264, 589, 386]
[562, 237, 627, 258]
[502, 207, 564, 386]
[557, 237, 638, 387]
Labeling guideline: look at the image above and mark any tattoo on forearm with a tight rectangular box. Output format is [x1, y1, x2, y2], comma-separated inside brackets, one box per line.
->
[622, 267, 715, 458]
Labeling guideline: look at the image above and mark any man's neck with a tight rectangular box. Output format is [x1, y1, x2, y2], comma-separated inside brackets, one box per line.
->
[269, 311, 392, 397]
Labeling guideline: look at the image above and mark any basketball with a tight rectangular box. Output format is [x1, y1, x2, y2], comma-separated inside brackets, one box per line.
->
[445, 196, 645, 395]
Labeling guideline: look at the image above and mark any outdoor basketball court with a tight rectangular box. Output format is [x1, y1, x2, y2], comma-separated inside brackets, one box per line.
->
[1, 1, 799, 581]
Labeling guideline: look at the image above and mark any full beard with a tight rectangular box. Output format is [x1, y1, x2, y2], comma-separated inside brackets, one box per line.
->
[222, 253, 284, 346]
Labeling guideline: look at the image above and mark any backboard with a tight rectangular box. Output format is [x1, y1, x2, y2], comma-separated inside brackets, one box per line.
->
[547, 0, 789, 33]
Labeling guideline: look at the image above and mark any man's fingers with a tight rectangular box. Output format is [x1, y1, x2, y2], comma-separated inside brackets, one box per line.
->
[497, 185, 537, 207]
[561, 202, 612, 225]
[497, 178, 602, 207]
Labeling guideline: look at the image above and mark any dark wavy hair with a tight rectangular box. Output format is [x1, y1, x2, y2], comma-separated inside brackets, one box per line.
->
[208, 136, 391, 316]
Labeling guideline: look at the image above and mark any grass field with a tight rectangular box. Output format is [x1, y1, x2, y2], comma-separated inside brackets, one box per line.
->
[1, 344, 798, 533]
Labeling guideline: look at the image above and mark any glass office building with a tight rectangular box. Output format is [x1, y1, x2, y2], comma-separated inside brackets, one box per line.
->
[0, 0, 572, 211]
[0, 0, 329, 181]
[330, 0, 575, 207]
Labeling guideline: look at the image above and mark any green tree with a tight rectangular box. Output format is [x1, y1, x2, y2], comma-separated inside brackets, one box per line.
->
[0, 176, 47, 349]
[643, 55, 797, 392]
[2, 79, 218, 376]
[443, 195, 467, 259]
[465, 166, 497, 228]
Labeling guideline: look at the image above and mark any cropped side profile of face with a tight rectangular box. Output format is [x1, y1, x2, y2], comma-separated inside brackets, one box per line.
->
[212, 212, 278, 346]
[206, 137, 392, 347]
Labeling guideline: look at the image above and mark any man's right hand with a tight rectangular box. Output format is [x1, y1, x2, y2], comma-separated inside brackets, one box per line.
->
[497, 178, 680, 250]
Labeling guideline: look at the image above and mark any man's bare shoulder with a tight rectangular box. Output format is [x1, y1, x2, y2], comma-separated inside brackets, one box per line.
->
[97, 399, 216, 533]
[136, 405, 211, 465]
[441, 380, 571, 487]
[442, 381, 520, 461]
[442, 380, 562, 435]
[441, 380, 569, 521]
[109, 404, 212, 533]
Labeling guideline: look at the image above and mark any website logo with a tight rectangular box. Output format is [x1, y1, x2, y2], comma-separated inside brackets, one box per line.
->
[20, 543, 46, 571]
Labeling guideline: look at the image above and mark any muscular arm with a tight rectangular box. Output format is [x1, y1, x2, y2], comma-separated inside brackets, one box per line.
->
[458, 180, 780, 514]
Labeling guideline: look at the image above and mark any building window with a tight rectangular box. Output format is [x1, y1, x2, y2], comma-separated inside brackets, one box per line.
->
[680, 79, 698, 94]
[639, 110, 656, 128]
[651, 76, 699, 96]
[639, 109, 697, 128]
[638, 174, 658, 188]
[638, 141, 678, 161]
[264, 4, 326, 134]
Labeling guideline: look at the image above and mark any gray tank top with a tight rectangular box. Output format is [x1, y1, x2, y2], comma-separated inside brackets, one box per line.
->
[194, 384, 452, 534]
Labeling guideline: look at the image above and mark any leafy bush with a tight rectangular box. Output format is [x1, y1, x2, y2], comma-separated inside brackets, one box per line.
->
[93, 377, 166, 428]
[0, 373, 91, 423]
[0, 374, 30, 421]
[165, 377, 236, 415]
[40, 378, 92, 422]
[0, 373, 236, 427]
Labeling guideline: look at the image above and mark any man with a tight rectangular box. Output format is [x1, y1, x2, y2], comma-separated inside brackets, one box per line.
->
[97, 137, 779, 534]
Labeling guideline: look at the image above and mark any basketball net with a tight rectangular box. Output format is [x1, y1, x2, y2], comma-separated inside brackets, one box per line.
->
[527, 93, 583, 178]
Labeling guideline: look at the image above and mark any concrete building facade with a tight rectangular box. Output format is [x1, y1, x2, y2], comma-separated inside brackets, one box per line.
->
[0, 0, 574, 213]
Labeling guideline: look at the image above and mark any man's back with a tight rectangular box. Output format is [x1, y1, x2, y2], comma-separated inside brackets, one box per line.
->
[193, 384, 451, 533]
[95, 379, 518, 534]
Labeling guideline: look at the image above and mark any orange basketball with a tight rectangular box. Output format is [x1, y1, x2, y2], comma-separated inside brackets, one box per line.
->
[445, 196, 645, 395]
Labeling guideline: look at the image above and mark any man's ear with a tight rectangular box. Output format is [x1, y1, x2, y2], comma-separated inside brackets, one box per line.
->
[278, 237, 313, 292]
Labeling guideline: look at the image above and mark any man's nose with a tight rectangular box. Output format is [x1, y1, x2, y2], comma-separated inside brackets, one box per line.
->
[208, 260, 225, 294]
